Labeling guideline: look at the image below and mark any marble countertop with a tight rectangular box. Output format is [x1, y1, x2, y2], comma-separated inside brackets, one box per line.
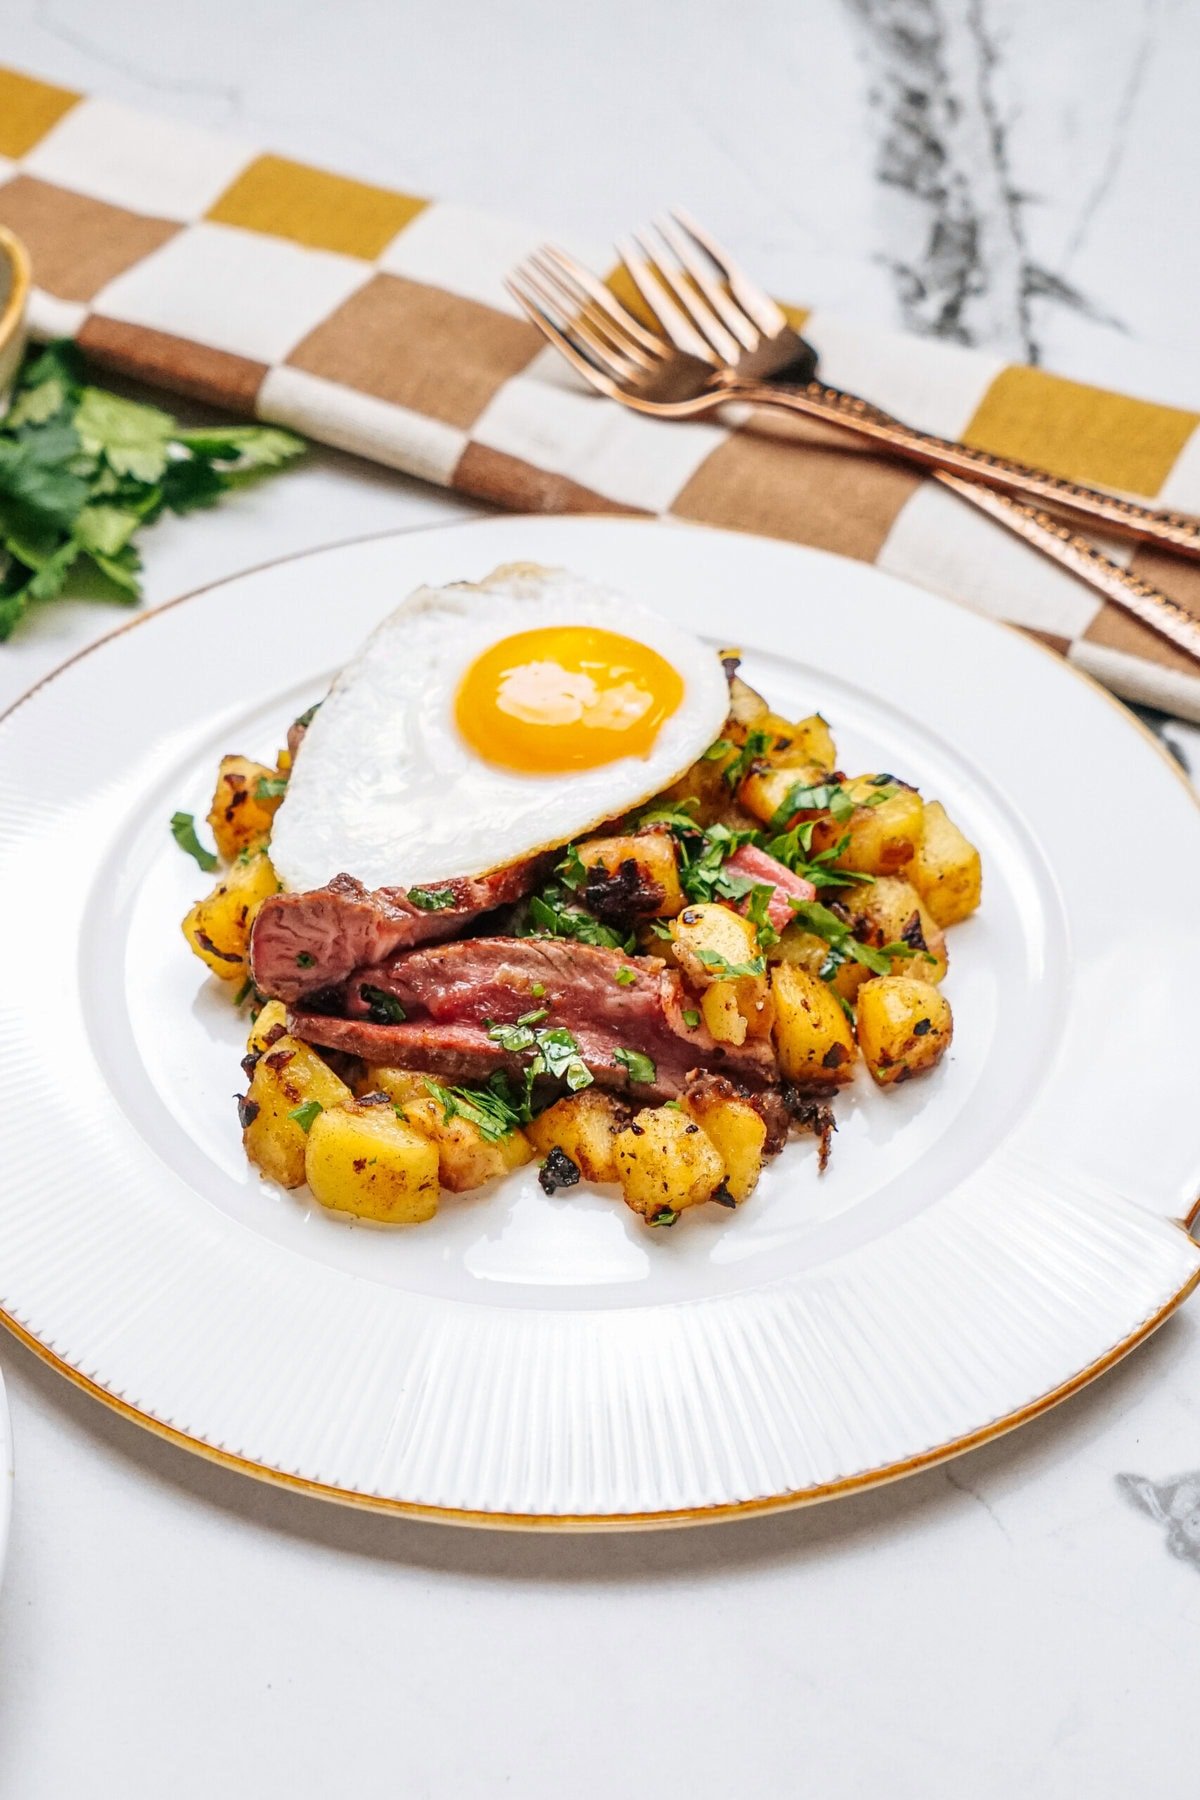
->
[1, 4, 1198, 1796]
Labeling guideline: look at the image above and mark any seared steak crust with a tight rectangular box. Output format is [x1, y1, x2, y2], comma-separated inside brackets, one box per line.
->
[249, 859, 546, 1003]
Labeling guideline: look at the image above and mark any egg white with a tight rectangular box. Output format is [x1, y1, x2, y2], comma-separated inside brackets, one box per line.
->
[269, 563, 730, 894]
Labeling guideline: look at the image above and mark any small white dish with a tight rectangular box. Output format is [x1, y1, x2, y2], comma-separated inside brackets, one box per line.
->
[0, 514, 1196, 1527]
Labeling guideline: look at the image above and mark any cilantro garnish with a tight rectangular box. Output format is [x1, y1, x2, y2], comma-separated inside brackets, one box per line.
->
[485, 1018, 593, 1112]
[787, 899, 923, 979]
[0, 340, 303, 640]
[423, 1073, 524, 1142]
[170, 810, 218, 873]
[694, 946, 767, 980]
[407, 885, 456, 911]
[767, 780, 856, 832]
[614, 1046, 657, 1085]
[557, 843, 588, 892]
[360, 984, 406, 1024]
[523, 890, 633, 952]
[288, 1100, 323, 1133]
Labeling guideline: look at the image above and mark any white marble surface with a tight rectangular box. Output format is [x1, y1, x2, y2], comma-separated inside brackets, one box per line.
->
[1, 5, 1200, 1796]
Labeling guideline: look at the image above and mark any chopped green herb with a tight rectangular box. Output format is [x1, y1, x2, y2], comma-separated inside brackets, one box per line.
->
[422, 1074, 524, 1142]
[663, 1099, 683, 1111]
[232, 976, 260, 1010]
[719, 728, 771, 792]
[360, 984, 406, 1024]
[254, 775, 288, 800]
[523, 890, 633, 952]
[614, 1046, 657, 1085]
[170, 810, 218, 872]
[530, 982, 546, 998]
[296, 951, 316, 969]
[557, 843, 588, 892]
[485, 1019, 594, 1108]
[294, 702, 321, 731]
[742, 882, 780, 949]
[288, 1100, 323, 1133]
[487, 1020, 537, 1054]
[701, 737, 734, 762]
[517, 1007, 549, 1026]
[693, 946, 767, 980]
[614, 966, 638, 986]
[681, 1008, 701, 1029]
[633, 800, 702, 834]
[787, 899, 899, 978]
[767, 780, 855, 833]
[407, 885, 456, 911]
[648, 1207, 679, 1228]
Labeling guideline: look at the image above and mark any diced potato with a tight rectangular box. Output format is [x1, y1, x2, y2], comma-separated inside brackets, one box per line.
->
[182, 849, 279, 980]
[612, 1106, 725, 1221]
[241, 1033, 353, 1188]
[701, 979, 747, 1046]
[398, 1091, 533, 1193]
[670, 901, 770, 1037]
[526, 1090, 628, 1184]
[910, 800, 983, 927]
[576, 831, 685, 917]
[789, 713, 837, 769]
[206, 755, 286, 860]
[724, 667, 770, 726]
[767, 927, 869, 1004]
[770, 963, 858, 1086]
[836, 876, 947, 983]
[357, 1065, 430, 1105]
[683, 1089, 767, 1204]
[246, 998, 288, 1057]
[818, 781, 925, 875]
[738, 762, 828, 828]
[856, 977, 953, 1087]
[304, 1099, 440, 1223]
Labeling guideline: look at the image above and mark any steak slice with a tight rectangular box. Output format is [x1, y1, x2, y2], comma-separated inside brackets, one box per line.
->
[250, 859, 545, 1004]
[292, 936, 778, 1099]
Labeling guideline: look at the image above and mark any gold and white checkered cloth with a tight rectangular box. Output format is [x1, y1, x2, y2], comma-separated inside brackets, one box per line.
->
[5, 64, 1200, 718]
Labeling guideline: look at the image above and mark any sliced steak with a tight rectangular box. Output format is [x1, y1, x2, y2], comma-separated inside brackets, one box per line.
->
[293, 936, 778, 1098]
[250, 859, 545, 1003]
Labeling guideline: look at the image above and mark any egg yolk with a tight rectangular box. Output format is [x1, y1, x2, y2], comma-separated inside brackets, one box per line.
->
[455, 626, 684, 772]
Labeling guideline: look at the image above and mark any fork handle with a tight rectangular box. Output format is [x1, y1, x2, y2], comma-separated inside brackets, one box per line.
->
[738, 379, 1200, 558]
[931, 470, 1200, 664]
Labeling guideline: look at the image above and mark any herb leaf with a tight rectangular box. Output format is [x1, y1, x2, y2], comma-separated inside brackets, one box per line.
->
[522, 890, 633, 952]
[614, 1046, 657, 1085]
[406, 885, 456, 912]
[288, 1100, 323, 1133]
[360, 984, 406, 1024]
[423, 1074, 524, 1142]
[255, 775, 288, 800]
[170, 810, 218, 872]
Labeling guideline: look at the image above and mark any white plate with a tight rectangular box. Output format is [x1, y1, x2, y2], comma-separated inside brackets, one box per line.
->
[1, 515, 1197, 1527]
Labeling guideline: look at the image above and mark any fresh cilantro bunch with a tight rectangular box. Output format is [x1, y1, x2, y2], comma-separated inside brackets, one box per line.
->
[0, 339, 304, 639]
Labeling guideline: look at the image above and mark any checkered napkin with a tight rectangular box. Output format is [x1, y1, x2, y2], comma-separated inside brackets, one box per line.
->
[4, 65, 1200, 722]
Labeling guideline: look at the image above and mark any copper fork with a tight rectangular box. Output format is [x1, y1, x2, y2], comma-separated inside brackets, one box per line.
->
[507, 221, 1200, 665]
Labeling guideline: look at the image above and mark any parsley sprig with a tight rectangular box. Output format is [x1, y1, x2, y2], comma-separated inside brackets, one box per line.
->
[0, 341, 304, 639]
[422, 1074, 526, 1142]
[486, 1015, 594, 1114]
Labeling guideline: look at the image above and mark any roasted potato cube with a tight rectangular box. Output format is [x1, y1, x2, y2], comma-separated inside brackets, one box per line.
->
[577, 831, 685, 918]
[790, 713, 837, 769]
[817, 780, 924, 875]
[182, 849, 279, 980]
[837, 876, 947, 983]
[683, 1090, 767, 1204]
[304, 1099, 440, 1222]
[770, 964, 858, 1085]
[396, 1091, 533, 1193]
[357, 1065, 429, 1105]
[767, 927, 869, 1004]
[246, 998, 288, 1057]
[856, 977, 953, 1086]
[670, 901, 770, 1037]
[910, 801, 982, 927]
[701, 979, 747, 1046]
[241, 1034, 353, 1188]
[207, 755, 286, 860]
[612, 1106, 725, 1220]
[737, 762, 828, 828]
[526, 1089, 629, 1183]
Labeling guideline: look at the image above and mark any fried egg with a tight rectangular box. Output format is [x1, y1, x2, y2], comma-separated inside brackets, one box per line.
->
[269, 563, 730, 894]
